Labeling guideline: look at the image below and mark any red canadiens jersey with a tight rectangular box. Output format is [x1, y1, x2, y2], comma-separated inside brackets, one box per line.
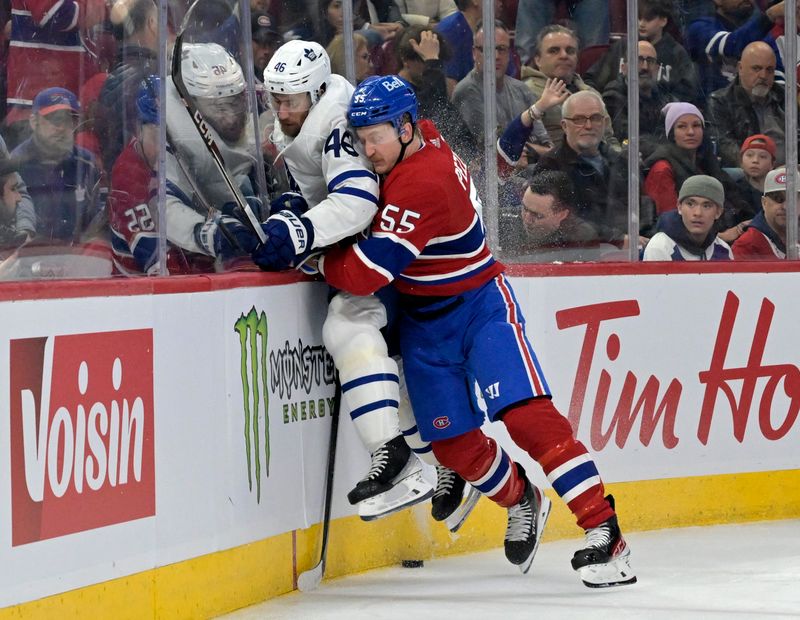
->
[109, 140, 205, 275]
[322, 119, 503, 297]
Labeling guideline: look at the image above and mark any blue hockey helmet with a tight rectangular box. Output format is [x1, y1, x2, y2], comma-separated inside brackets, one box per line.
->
[348, 75, 417, 134]
[137, 75, 160, 125]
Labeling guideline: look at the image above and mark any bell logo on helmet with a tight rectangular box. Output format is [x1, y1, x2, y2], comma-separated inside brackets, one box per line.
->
[382, 76, 405, 91]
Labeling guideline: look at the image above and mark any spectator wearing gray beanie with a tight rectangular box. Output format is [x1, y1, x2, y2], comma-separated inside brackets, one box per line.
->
[642, 100, 749, 243]
[643, 174, 733, 261]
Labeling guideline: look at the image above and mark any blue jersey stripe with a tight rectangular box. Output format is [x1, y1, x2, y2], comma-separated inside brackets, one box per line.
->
[350, 399, 399, 419]
[342, 373, 399, 392]
[327, 169, 378, 192]
[360, 235, 417, 276]
[332, 186, 379, 204]
[423, 219, 484, 256]
[475, 452, 511, 495]
[397, 256, 496, 287]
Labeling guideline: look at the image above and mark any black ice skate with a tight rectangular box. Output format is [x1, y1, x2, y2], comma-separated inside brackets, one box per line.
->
[348, 436, 433, 521]
[571, 495, 637, 588]
[504, 467, 551, 574]
[431, 466, 481, 532]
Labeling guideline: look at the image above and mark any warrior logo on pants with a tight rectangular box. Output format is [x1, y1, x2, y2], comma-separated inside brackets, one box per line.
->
[234, 307, 271, 503]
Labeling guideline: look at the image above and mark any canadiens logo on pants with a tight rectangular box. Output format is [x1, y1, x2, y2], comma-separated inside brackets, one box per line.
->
[9, 330, 156, 546]
[433, 416, 451, 429]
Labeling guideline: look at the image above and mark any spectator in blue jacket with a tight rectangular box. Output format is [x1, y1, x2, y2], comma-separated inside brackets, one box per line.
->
[685, 0, 786, 99]
[11, 88, 103, 245]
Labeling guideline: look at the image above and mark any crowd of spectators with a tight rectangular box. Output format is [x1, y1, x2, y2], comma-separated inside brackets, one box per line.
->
[0, 0, 797, 279]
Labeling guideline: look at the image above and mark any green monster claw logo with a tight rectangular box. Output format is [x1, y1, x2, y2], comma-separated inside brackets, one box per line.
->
[234, 307, 270, 503]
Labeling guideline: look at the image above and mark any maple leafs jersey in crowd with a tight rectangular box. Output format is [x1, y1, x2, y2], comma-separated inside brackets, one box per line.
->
[321, 119, 502, 297]
[269, 73, 379, 247]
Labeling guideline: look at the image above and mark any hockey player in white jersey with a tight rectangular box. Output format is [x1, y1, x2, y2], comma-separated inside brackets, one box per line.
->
[251, 39, 477, 526]
[164, 42, 261, 271]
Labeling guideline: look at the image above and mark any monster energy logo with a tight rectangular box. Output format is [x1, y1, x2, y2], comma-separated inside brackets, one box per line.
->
[234, 307, 270, 503]
[269, 340, 335, 398]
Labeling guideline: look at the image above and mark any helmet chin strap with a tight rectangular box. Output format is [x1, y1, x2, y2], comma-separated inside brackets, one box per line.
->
[392, 123, 415, 171]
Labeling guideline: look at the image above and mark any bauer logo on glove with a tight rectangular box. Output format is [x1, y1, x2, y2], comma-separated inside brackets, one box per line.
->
[252, 209, 316, 271]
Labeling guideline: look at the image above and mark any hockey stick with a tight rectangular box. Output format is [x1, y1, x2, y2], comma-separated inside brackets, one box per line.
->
[297, 376, 341, 592]
[170, 7, 266, 244]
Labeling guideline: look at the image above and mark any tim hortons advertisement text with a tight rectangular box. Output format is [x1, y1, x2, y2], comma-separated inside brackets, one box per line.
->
[9, 330, 155, 545]
[557, 291, 799, 450]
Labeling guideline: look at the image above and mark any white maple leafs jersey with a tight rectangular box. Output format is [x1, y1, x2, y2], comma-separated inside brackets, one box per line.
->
[270, 74, 379, 249]
[165, 79, 258, 255]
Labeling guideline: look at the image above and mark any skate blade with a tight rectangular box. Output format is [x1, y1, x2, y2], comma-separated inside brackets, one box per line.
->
[358, 469, 434, 521]
[519, 495, 552, 575]
[577, 551, 637, 588]
[445, 485, 482, 533]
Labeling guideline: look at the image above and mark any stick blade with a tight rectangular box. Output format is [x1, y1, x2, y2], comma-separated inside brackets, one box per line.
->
[297, 561, 324, 592]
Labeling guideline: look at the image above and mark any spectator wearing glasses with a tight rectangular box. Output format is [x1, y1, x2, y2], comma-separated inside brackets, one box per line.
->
[501, 169, 607, 261]
[327, 32, 375, 83]
[643, 174, 733, 261]
[732, 166, 795, 260]
[602, 40, 678, 158]
[585, 0, 700, 106]
[435, 0, 486, 93]
[453, 21, 535, 147]
[531, 90, 628, 245]
[522, 25, 618, 151]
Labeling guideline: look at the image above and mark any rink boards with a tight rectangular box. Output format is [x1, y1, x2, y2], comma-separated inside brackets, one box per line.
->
[0, 264, 799, 618]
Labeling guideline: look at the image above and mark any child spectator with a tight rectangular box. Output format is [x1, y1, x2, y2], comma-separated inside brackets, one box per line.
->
[735, 133, 776, 217]
[643, 174, 733, 260]
[732, 166, 795, 260]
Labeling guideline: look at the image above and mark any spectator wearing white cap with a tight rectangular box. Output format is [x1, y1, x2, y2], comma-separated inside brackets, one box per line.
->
[732, 167, 796, 260]
[643, 174, 733, 261]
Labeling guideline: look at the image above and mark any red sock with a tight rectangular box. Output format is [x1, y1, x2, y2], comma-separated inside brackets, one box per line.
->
[432, 429, 525, 507]
[503, 399, 614, 528]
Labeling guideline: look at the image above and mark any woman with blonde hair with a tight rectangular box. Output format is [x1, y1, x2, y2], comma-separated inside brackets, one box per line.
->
[327, 32, 374, 83]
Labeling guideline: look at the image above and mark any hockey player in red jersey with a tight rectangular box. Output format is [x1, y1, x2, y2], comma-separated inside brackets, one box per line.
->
[317, 75, 637, 587]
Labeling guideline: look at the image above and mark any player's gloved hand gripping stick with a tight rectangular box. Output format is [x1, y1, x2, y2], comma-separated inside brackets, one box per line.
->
[170, 3, 266, 245]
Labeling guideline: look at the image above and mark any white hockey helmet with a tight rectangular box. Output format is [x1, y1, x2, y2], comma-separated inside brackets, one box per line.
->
[263, 40, 330, 105]
[180, 42, 245, 99]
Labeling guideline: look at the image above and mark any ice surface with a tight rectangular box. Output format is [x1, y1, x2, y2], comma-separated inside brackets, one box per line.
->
[220, 520, 800, 619]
